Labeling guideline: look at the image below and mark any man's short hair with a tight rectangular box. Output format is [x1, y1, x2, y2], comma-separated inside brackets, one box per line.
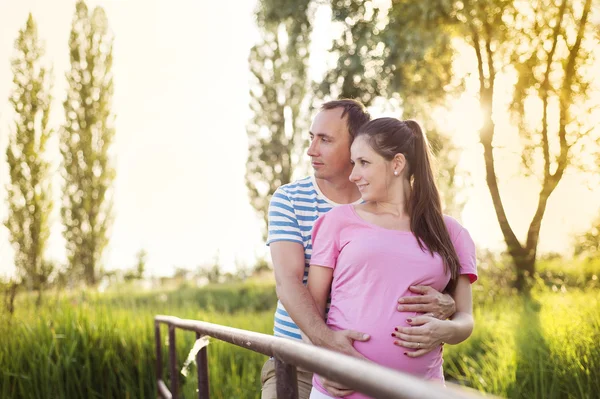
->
[321, 99, 371, 141]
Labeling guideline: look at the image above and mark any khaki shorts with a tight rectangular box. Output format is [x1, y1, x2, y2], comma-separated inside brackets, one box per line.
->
[261, 357, 313, 399]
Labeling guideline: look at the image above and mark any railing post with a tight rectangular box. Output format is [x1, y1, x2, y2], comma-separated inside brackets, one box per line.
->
[275, 357, 298, 399]
[155, 321, 163, 383]
[196, 332, 210, 399]
[169, 324, 179, 398]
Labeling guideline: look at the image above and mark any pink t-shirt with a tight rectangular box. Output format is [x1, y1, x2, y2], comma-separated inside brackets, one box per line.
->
[310, 205, 477, 399]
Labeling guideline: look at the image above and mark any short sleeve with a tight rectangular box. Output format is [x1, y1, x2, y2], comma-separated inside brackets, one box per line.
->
[310, 211, 341, 269]
[266, 188, 303, 246]
[453, 228, 478, 283]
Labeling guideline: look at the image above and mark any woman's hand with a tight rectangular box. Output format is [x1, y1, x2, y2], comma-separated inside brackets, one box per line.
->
[391, 315, 449, 357]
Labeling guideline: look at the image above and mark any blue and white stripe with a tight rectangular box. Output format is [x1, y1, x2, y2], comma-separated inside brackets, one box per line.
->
[267, 176, 336, 341]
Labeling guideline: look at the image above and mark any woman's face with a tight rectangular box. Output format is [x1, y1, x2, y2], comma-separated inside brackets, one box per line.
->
[349, 135, 397, 202]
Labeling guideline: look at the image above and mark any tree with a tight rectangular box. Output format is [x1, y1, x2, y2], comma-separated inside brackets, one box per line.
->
[573, 211, 600, 259]
[2, 278, 20, 315]
[317, 0, 467, 217]
[246, 0, 313, 239]
[4, 14, 54, 305]
[61, 0, 116, 286]
[135, 249, 147, 279]
[460, 0, 598, 290]
[323, 0, 600, 290]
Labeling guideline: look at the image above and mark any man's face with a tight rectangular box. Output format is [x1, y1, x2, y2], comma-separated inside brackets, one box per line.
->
[307, 108, 353, 180]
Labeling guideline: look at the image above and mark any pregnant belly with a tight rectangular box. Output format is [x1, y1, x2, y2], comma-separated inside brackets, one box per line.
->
[328, 310, 443, 379]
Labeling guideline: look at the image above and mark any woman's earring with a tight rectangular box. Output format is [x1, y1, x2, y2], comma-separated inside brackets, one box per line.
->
[394, 171, 398, 176]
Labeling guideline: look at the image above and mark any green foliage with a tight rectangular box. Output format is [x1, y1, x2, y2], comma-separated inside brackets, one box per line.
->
[1, 282, 598, 398]
[0, 284, 275, 398]
[444, 288, 600, 398]
[573, 211, 600, 260]
[246, 0, 313, 239]
[318, 0, 456, 109]
[60, 0, 116, 286]
[317, 0, 467, 217]
[4, 13, 54, 304]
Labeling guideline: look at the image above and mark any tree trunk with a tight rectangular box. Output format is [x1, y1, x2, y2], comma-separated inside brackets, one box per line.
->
[5, 281, 19, 315]
[514, 253, 536, 293]
[35, 287, 43, 307]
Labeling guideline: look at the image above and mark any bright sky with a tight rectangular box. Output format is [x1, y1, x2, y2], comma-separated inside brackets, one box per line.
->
[1, 0, 599, 279]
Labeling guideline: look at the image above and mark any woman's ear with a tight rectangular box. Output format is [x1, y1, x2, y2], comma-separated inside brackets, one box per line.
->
[393, 153, 407, 176]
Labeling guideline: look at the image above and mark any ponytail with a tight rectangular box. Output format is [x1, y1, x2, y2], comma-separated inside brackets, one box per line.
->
[406, 120, 460, 292]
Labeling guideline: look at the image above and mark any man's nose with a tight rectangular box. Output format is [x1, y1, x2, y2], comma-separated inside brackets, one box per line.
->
[307, 140, 318, 157]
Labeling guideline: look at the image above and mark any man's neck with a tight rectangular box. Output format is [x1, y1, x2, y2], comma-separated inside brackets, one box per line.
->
[315, 176, 361, 204]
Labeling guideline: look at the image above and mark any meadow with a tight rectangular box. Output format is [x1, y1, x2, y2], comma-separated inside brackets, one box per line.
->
[1, 259, 599, 399]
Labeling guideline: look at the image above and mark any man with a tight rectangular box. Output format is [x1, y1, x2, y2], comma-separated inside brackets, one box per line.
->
[260, 99, 456, 399]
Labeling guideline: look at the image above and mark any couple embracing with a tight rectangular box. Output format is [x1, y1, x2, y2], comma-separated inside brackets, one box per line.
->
[261, 99, 477, 399]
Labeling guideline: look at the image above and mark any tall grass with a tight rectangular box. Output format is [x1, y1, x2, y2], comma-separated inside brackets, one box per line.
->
[444, 287, 600, 398]
[1, 281, 598, 398]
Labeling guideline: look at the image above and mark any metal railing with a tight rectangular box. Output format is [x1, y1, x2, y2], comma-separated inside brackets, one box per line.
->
[155, 315, 494, 399]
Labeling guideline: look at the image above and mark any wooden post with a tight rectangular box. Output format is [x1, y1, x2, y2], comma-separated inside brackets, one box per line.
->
[196, 332, 210, 399]
[169, 324, 179, 398]
[275, 357, 298, 399]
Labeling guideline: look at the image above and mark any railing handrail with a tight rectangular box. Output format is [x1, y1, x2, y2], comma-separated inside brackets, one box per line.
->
[155, 315, 497, 399]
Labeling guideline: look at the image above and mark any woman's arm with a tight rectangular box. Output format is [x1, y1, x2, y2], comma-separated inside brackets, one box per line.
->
[306, 265, 334, 320]
[440, 275, 474, 344]
[392, 275, 473, 356]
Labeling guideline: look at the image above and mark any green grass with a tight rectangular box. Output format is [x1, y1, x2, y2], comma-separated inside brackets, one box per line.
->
[444, 288, 600, 398]
[1, 280, 599, 398]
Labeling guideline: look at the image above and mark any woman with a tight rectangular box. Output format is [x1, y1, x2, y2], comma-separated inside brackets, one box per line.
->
[307, 118, 477, 399]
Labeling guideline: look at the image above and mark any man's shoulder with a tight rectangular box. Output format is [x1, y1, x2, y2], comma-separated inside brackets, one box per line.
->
[274, 177, 320, 205]
[277, 176, 314, 195]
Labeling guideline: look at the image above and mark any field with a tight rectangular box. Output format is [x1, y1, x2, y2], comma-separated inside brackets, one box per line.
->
[1, 260, 599, 399]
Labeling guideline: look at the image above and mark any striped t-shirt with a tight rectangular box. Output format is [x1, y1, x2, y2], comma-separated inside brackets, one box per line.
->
[266, 176, 361, 341]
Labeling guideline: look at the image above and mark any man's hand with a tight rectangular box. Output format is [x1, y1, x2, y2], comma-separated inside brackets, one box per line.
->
[316, 329, 370, 359]
[397, 285, 456, 320]
[315, 329, 370, 397]
[319, 376, 354, 397]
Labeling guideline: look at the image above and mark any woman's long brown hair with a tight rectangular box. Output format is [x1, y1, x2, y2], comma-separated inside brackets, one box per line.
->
[357, 118, 460, 291]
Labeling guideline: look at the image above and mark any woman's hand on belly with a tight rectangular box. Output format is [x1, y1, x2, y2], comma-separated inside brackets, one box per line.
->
[391, 315, 448, 357]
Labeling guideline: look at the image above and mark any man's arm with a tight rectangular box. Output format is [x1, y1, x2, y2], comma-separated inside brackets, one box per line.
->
[271, 241, 332, 344]
[397, 285, 456, 320]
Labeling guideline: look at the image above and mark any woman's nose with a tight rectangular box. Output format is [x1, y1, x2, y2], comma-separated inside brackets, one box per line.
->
[349, 167, 359, 182]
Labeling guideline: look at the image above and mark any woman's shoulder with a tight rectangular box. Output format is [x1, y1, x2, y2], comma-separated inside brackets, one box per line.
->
[324, 204, 355, 219]
[443, 215, 467, 235]
[443, 215, 474, 244]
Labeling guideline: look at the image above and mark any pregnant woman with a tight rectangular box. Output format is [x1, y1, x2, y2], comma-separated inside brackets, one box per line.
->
[307, 118, 478, 399]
